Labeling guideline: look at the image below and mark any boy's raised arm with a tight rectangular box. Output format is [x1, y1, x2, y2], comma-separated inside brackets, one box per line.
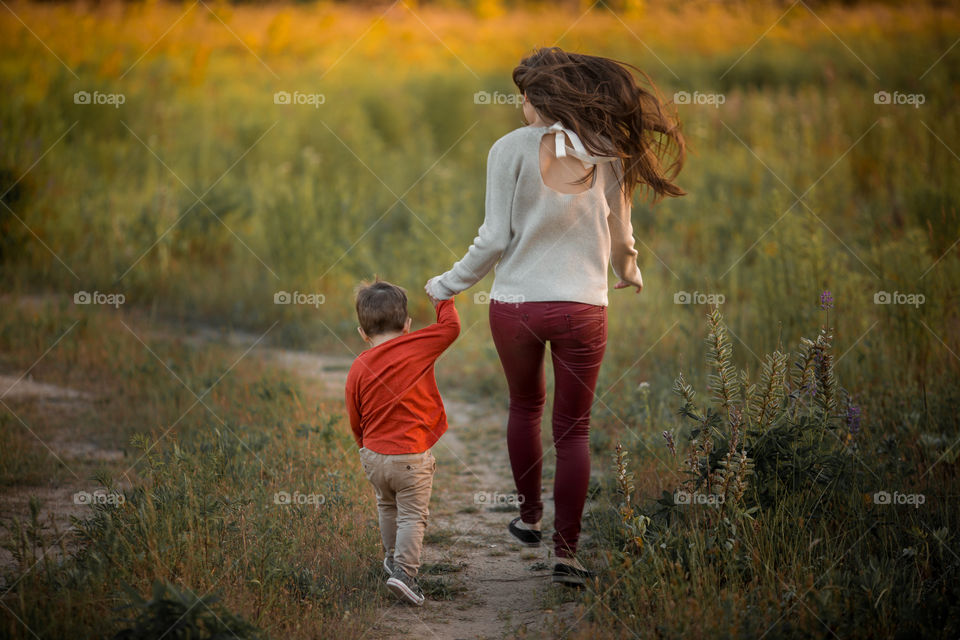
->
[412, 297, 460, 353]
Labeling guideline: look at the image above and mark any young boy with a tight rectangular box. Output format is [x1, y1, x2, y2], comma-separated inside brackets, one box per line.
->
[344, 279, 459, 606]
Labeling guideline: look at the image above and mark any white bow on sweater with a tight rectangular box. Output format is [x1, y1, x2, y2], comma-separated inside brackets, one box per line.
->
[547, 121, 618, 166]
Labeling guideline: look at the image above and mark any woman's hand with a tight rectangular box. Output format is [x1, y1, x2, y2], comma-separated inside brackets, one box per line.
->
[425, 276, 447, 305]
[614, 278, 643, 294]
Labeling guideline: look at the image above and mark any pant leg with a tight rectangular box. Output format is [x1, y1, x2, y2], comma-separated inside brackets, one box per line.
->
[489, 301, 547, 525]
[359, 448, 397, 560]
[545, 303, 607, 557]
[391, 450, 436, 577]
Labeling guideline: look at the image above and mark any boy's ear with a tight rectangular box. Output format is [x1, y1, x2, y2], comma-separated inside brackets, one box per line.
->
[357, 326, 372, 343]
[402, 317, 412, 334]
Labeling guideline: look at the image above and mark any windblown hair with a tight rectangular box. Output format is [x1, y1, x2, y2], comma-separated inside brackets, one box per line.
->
[355, 279, 408, 337]
[513, 47, 686, 201]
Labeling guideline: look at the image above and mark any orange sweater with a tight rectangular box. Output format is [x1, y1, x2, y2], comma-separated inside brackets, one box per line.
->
[345, 299, 460, 454]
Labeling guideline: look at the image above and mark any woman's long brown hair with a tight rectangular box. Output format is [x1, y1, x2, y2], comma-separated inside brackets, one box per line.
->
[512, 47, 686, 202]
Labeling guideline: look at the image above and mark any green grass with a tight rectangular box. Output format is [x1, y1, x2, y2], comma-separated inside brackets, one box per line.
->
[0, 304, 380, 639]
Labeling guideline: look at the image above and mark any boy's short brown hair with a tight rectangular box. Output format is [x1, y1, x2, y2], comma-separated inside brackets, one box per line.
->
[355, 279, 408, 337]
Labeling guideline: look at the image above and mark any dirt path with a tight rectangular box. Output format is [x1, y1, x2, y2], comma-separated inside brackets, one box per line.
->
[0, 373, 126, 584]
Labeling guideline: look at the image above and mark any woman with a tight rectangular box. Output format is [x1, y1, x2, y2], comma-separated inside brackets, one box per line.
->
[426, 47, 685, 586]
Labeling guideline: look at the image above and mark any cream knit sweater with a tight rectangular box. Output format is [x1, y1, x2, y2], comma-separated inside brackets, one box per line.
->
[427, 124, 643, 307]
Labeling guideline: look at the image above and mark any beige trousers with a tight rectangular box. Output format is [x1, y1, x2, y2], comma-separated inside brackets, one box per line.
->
[359, 447, 436, 577]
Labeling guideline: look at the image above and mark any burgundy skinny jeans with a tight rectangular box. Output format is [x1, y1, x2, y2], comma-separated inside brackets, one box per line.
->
[488, 300, 607, 558]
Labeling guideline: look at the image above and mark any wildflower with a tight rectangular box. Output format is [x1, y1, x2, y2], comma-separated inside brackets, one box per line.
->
[662, 430, 676, 457]
[846, 403, 861, 434]
[820, 290, 834, 310]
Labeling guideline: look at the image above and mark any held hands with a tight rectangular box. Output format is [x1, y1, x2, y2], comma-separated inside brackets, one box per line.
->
[425, 275, 453, 306]
[424, 277, 442, 307]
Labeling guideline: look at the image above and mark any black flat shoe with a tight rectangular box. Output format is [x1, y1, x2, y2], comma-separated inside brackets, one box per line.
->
[508, 516, 542, 547]
[552, 562, 595, 587]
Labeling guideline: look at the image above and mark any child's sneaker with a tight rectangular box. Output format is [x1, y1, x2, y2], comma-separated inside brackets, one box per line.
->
[508, 516, 542, 547]
[383, 555, 395, 576]
[552, 557, 595, 588]
[386, 568, 425, 606]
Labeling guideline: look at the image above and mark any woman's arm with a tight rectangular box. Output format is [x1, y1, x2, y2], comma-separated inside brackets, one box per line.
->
[606, 159, 644, 292]
[426, 139, 517, 300]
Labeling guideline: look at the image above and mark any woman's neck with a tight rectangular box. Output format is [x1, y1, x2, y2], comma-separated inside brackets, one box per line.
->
[527, 113, 551, 128]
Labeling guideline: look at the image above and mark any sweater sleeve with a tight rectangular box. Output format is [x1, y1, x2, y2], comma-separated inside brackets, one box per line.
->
[432, 140, 517, 299]
[605, 160, 643, 287]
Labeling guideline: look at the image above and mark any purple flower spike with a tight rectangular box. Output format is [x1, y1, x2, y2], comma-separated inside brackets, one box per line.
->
[820, 290, 834, 310]
[846, 404, 862, 434]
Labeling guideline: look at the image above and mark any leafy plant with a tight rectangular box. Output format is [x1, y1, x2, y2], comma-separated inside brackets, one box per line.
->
[612, 308, 862, 562]
[613, 443, 650, 554]
[670, 308, 858, 515]
[113, 580, 262, 640]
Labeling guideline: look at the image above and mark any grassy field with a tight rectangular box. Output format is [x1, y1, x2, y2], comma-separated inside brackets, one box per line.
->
[1, 0, 959, 638]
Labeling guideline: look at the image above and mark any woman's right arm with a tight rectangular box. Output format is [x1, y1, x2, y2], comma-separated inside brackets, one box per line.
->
[427, 139, 517, 300]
